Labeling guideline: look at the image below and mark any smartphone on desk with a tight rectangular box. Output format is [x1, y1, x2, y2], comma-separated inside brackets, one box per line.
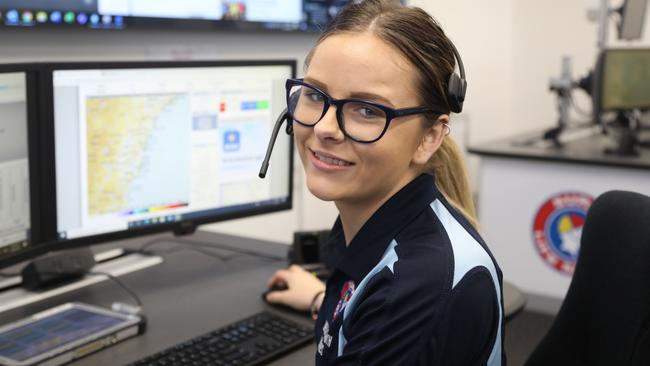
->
[0, 302, 144, 366]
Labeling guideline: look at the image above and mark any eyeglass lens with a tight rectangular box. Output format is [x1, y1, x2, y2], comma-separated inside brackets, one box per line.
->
[288, 84, 388, 142]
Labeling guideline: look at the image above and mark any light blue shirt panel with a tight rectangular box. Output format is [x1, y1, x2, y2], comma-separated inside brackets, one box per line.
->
[430, 199, 503, 366]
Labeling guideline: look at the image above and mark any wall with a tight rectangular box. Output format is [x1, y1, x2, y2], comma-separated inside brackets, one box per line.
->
[0, 28, 318, 64]
[410, 0, 516, 146]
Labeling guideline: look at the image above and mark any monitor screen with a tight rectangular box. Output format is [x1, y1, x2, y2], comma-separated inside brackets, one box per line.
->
[0, 0, 350, 31]
[0, 72, 31, 261]
[51, 62, 294, 242]
[601, 49, 650, 110]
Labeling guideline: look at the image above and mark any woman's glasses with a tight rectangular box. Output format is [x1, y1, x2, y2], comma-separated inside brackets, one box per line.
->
[286, 78, 444, 143]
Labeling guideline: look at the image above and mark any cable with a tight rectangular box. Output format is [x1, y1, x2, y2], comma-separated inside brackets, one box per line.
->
[0, 270, 142, 307]
[135, 237, 286, 263]
[180, 238, 286, 262]
[155, 246, 239, 262]
[87, 271, 143, 307]
[568, 92, 593, 118]
[564, 120, 598, 131]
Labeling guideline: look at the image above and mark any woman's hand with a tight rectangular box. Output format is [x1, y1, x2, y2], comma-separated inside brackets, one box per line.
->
[265, 265, 326, 312]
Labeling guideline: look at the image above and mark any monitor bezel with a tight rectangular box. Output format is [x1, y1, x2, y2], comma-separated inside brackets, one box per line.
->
[0, 63, 45, 269]
[39, 59, 296, 251]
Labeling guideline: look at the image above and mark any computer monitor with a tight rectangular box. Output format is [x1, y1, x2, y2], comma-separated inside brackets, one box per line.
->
[594, 48, 650, 112]
[0, 66, 43, 269]
[0, 1, 350, 32]
[590, 49, 650, 155]
[41, 61, 294, 246]
[619, 0, 648, 40]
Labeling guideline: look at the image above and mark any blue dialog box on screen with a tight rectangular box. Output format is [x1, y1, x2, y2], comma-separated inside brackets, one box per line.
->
[223, 130, 241, 152]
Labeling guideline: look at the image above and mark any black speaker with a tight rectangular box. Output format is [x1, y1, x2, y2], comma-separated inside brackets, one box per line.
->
[21, 248, 96, 290]
[289, 230, 330, 265]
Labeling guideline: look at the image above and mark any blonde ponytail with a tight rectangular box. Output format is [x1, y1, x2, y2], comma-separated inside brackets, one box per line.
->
[425, 136, 479, 230]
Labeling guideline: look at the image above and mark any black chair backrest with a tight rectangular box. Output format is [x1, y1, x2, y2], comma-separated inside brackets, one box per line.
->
[526, 190, 650, 366]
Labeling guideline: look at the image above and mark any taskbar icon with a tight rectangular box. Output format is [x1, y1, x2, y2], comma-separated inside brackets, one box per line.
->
[1, 9, 125, 28]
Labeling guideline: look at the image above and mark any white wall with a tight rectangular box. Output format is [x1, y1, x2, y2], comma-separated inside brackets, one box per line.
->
[410, 0, 516, 146]
[0, 28, 318, 64]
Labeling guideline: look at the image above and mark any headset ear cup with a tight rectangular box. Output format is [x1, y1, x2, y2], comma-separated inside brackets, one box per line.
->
[447, 72, 467, 114]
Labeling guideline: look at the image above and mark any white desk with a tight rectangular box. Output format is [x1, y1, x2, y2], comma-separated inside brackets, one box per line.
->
[470, 131, 650, 313]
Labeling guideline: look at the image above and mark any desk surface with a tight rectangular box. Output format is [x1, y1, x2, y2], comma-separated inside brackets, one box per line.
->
[0, 231, 316, 365]
[0, 231, 524, 365]
[468, 129, 650, 170]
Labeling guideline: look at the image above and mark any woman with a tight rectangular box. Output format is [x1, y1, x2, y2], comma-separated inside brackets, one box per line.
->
[266, 0, 505, 364]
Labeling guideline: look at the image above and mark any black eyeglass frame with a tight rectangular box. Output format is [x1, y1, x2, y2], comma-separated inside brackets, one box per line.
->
[285, 78, 446, 143]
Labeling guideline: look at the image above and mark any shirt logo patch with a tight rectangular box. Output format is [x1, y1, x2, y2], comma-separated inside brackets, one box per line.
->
[333, 280, 355, 321]
[317, 321, 333, 356]
[532, 192, 593, 275]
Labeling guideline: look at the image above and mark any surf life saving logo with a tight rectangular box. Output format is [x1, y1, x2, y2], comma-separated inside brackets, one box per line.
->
[532, 192, 593, 275]
[333, 281, 355, 321]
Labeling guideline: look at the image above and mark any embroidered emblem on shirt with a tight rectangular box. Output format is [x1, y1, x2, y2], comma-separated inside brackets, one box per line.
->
[318, 321, 333, 356]
[333, 280, 355, 321]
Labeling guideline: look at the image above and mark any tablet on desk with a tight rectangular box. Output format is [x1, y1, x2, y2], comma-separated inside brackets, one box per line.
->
[0, 302, 144, 366]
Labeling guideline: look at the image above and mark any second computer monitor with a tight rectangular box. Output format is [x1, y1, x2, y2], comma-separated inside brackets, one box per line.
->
[0, 70, 31, 262]
[49, 61, 294, 243]
[599, 49, 650, 111]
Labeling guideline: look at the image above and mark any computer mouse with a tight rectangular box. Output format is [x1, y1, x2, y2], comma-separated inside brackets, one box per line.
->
[261, 283, 310, 316]
[261, 282, 288, 302]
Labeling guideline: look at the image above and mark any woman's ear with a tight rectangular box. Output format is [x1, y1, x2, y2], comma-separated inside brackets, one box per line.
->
[412, 115, 448, 165]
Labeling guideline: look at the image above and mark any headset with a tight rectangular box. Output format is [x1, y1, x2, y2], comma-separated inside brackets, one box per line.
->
[259, 40, 467, 178]
[447, 41, 467, 114]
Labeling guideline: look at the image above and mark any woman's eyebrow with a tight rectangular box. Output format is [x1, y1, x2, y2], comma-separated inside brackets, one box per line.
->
[303, 77, 394, 107]
[304, 77, 328, 90]
[348, 91, 394, 107]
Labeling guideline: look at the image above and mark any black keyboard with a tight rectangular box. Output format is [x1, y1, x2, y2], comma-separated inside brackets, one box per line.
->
[128, 311, 313, 366]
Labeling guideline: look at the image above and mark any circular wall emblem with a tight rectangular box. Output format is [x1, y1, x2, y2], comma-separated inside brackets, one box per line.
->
[532, 192, 593, 274]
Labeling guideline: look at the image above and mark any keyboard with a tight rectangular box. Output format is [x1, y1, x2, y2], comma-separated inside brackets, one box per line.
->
[128, 311, 313, 366]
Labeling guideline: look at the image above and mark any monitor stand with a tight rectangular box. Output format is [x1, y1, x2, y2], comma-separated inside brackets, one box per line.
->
[639, 122, 650, 149]
[604, 111, 641, 157]
[604, 128, 640, 156]
[0, 248, 162, 314]
[541, 125, 564, 147]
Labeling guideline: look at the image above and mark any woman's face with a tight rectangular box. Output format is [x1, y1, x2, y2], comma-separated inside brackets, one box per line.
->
[295, 32, 445, 207]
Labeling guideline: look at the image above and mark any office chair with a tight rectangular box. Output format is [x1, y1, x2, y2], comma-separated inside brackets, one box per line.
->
[525, 190, 650, 366]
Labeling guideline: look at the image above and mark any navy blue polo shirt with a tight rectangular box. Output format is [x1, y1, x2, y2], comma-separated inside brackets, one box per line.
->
[314, 174, 505, 366]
